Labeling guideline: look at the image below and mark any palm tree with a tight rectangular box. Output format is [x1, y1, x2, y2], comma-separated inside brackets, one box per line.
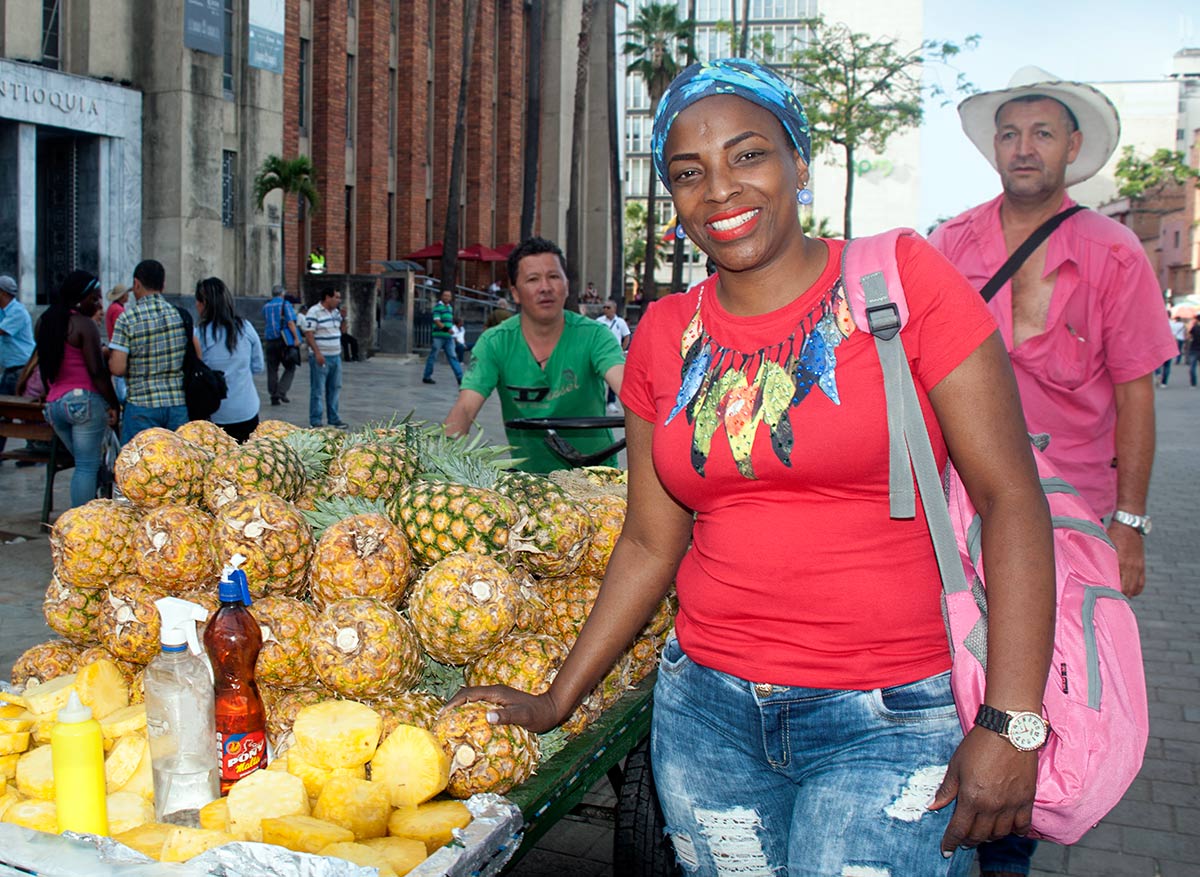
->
[606, 0, 624, 313]
[669, 0, 698, 295]
[623, 2, 692, 303]
[253, 155, 319, 287]
[565, 0, 594, 310]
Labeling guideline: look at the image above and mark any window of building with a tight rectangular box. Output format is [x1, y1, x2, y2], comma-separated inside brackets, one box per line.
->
[346, 55, 356, 145]
[625, 75, 649, 111]
[299, 38, 309, 132]
[625, 115, 652, 155]
[348, 0, 356, 17]
[41, 0, 62, 69]
[222, 151, 236, 228]
[388, 70, 397, 156]
[387, 194, 395, 260]
[345, 186, 355, 270]
[625, 157, 650, 196]
[1175, 230, 1182, 248]
[223, 0, 235, 99]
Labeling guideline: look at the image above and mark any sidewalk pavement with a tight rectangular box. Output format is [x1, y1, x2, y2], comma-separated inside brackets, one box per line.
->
[0, 354, 1197, 876]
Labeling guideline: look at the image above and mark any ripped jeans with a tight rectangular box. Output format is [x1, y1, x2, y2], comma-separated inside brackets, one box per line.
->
[652, 636, 970, 877]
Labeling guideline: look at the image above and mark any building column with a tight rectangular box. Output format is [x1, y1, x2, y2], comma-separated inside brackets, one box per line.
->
[16, 124, 37, 305]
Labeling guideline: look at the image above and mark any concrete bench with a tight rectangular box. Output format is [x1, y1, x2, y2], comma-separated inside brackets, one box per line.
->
[0, 395, 73, 525]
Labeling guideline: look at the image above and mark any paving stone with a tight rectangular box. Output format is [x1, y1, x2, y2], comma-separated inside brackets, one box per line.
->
[1063, 846, 1158, 876]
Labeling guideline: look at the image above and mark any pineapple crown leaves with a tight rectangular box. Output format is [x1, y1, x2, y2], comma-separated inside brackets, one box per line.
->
[418, 654, 468, 701]
[537, 727, 568, 762]
[282, 430, 333, 479]
[408, 427, 523, 488]
[301, 495, 389, 537]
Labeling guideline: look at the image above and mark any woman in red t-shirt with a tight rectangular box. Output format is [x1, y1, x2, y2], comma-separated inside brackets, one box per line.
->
[452, 60, 1055, 875]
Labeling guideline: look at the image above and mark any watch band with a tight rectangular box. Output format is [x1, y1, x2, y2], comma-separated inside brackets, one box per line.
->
[974, 703, 1010, 735]
[1112, 509, 1151, 535]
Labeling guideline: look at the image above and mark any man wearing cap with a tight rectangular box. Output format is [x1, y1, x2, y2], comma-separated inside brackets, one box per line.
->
[261, 285, 301, 405]
[930, 68, 1177, 877]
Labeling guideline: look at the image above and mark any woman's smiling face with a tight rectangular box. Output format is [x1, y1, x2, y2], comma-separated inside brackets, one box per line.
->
[664, 94, 807, 273]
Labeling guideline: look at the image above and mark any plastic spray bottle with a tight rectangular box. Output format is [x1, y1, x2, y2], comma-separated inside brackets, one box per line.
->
[51, 691, 108, 835]
[144, 596, 220, 824]
[204, 556, 268, 793]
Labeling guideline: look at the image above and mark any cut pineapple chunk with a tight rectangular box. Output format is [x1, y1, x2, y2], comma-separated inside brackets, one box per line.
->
[312, 775, 390, 840]
[30, 715, 55, 746]
[199, 797, 229, 832]
[17, 674, 78, 715]
[261, 814, 354, 853]
[266, 752, 288, 771]
[99, 704, 147, 740]
[0, 789, 22, 821]
[75, 660, 128, 720]
[113, 822, 174, 860]
[105, 735, 148, 793]
[160, 826, 235, 862]
[117, 742, 154, 801]
[0, 732, 31, 755]
[1, 798, 56, 832]
[0, 753, 19, 781]
[107, 790, 155, 834]
[370, 725, 450, 808]
[318, 841, 399, 877]
[226, 769, 309, 842]
[387, 799, 472, 854]
[363, 836, 429, 875]
[15, 744, 54, 800]
[286, 746, 366, 801]
[0, 706, 34, 733]
[292, 700, 382, 769]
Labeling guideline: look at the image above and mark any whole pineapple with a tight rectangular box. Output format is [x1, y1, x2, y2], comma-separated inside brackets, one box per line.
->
[560, 657, 632, 737]
[98, 574, 167, 664]
[133, 504, 217, 592]
[10, 639, 84, 687]
[325, 437, 414, 504]
[536, 574, 603, 648]
[310, 598, 424, 699]
[371, 691, 445, 736]
[43, 574, 105, 646]
[212, 492, 313, 598]
[465, 633, 568, 696]
[114, 427, 207, 507]
[248, 596, 320, 689]
[433, 701, 540, 797]
[50, 499, 140, 589]
[309, 513, 412, 609]
[510, 565, 550, 635]
[408, 553, 520, 665]
[497, 472, 595, 578]
[203, 435, 309, 512]
[249, 419, 300, 443]
[175, 419, 238, 458]
[625, 634, 663, 687]
[576, 493, 627, 577]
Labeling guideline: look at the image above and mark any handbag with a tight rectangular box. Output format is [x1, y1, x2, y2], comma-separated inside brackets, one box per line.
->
[281, 343, 302, 369]
[175, 307, 228, 421]
[842, 229, 1148, 845]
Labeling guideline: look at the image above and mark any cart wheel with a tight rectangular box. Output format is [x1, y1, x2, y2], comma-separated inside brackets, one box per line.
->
[614, 737, 681, 877]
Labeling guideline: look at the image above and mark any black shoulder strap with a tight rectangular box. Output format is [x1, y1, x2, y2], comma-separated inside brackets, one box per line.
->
[175, 305, 197, 365]
[980, 205, 1086, 302]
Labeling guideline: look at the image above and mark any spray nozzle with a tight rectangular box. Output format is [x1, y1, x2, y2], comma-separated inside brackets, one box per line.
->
[155, 597, 209, 655]
[219, 553, 253, 606]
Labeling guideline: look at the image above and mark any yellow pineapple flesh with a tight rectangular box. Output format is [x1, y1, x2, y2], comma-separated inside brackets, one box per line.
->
[291, 699, 383, 769]
[386, 799, 472, 854]
[312, 774, 391, 839]
[369, 724, 450, 808]
[261, 814, 354, 853]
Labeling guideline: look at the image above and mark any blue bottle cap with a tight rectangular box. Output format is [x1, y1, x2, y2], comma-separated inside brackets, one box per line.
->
[218, 566, 253, 606]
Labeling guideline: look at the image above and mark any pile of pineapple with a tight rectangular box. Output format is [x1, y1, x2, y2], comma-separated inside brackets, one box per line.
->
[6, 418, 673, 868]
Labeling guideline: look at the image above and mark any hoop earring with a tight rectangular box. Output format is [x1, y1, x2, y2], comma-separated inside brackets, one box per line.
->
[797, 188, 814, 205]
[676, 224, 687, 240]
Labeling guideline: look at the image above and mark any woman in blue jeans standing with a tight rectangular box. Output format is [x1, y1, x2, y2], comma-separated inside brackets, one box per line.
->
[36, 270, 120, 508]
[451, 60, 1056, 875]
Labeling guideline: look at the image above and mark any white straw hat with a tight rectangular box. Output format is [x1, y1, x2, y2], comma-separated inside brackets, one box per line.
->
[957, 65, 1121, 187]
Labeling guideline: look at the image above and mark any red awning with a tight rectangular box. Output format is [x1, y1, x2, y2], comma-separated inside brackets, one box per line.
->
[403, 242, 509, 262]
[403, 242, 445, 260]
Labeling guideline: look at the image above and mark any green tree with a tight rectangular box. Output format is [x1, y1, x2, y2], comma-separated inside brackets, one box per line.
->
[624, 202, 664, 297]
[253, 155, 319, 287]
[623, 1, 692, 303]
[779, 18, 977, 238]
[1114, 146, 1200, 199]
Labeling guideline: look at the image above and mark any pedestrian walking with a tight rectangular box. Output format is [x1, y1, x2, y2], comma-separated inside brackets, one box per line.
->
[422, 289, 462, 385]
[0, 274, 35, 457]
[1188, 317, 1200, 387]
[595, 299, 631, 413]
[194, 277, 264, 443]
[261, 285, 301, 405]
[304, 289, 347, 428]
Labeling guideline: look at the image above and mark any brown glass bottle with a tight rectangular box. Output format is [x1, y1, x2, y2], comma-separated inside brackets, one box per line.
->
[202, 565, 267, 794]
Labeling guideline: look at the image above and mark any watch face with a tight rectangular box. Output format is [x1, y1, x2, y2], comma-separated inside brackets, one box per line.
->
[1006, 712, 1048, 751]
[1140, 517, 1152, 535]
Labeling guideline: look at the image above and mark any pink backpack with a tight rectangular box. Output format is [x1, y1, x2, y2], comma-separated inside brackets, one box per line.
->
[842, 229, 1149, 844]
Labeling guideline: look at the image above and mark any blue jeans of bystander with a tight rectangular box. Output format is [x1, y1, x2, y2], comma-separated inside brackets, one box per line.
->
[309, 354, 343, 426]
[423, 336, 463, 383]
[46, 390, 109, 508]
[651, 636, 971, 876]
[121, 402, 187, 445]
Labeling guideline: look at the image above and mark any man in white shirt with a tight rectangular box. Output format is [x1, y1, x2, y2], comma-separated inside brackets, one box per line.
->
[595, 299, 630, 413]
[304, 289, 347, 427]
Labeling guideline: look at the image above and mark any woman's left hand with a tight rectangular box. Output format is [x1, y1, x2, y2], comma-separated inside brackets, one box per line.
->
[106, 407, 119, 428]
[929, 725, 1039, 855]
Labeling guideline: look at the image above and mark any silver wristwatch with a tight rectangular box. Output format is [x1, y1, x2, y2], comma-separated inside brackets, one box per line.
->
[1112, 510, 1152, 536]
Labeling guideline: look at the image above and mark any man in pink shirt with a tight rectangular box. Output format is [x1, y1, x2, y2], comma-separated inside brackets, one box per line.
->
[932, 67, 1176, 877]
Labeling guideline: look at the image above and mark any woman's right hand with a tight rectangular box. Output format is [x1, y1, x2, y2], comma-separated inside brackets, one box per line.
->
[445, 685, 564, 734]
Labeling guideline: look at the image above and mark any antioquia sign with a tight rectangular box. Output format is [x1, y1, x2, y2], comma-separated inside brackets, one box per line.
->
[0, 79, 101, 116]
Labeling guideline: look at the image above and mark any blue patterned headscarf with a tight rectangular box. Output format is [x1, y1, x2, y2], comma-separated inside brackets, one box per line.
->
[651, 58, 811, 191]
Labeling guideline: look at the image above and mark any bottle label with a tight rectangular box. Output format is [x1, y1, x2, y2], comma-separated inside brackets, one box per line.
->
[216, 729, 267, 784]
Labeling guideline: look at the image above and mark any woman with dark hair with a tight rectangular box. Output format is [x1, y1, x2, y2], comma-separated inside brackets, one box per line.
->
[194, 277, 264, 442]
[36, 269, 120, 507]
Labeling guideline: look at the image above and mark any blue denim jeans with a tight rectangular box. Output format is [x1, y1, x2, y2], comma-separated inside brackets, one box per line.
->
[309, 354, 343, 426]
[46, 390, 110, 508]
[977, 835, 1037, 875]
[652, 636, 970, 876]
[423, 336, 463, 382]
[121, 402, 188, 445]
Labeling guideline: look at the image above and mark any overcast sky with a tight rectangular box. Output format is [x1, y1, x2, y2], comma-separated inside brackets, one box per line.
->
[919, 0, 1197, 230]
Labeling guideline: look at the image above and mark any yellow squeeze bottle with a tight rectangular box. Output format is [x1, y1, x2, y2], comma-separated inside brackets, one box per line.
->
[51, 691, 109, 835]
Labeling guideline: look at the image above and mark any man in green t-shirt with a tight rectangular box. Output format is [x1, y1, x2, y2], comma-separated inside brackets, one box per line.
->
[423, 288, 463, 385]
[445, 237, 625, 473]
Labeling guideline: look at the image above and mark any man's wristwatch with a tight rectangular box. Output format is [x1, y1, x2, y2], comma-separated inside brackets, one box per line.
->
[974, 704, 1050, 751]
[1112, 510, 1152, 535]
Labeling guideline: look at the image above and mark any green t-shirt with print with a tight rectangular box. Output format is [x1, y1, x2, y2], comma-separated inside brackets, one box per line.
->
[431, 301, 454, 338]
[462, 310, 626, 473]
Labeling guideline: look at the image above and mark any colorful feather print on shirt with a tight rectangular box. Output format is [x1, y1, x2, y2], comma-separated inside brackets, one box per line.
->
[668, 280, 854, 479]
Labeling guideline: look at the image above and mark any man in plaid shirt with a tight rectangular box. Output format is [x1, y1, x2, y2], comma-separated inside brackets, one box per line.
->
[109, 260, 190, 443]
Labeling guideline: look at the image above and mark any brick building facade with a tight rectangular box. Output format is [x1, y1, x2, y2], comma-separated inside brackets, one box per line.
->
[281, 0, 529, 291]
